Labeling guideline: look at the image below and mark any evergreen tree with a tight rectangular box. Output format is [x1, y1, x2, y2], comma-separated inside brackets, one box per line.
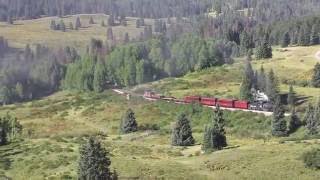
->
[288, 108, 301, 134]
[239, 60, 254, 100]
[120, 109, 138, 134]
[310, 24, 320, 45]
[257, 66, 267, 91]
[256, 34, 272, 59]
[197, 42, 210, 70]
[271, 96, 287, 136]
[266, 69, 279, 103]
[50, 20, 57, 30]
[101, 20, 106, 27]
[312, 63, 320, 88]
[107, 28, 114, 40]
[89, 17, 95, 24]
[93, 60, 106, 93]
[202, 105, 227, 152]
[306, 100, 320, 135]
[0, 120, 8, 145]
[172, 113, 195, 146]
[75, 17, 81, 30]
[60, 20, 66, 32]
[69, 22, 74, 30]
[123, 33, 130, 44]
[287, 85, 295, 107]
[78, 137, 115, 180]
[108, 15, 115, 26]
[281, 32, 291, 48]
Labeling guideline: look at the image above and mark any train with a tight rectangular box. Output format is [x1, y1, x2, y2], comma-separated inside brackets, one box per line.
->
[143, 91, 273, 112]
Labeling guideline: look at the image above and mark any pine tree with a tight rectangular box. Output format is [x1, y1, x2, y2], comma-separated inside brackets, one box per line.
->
[310, 24, 320, 45]
[197, 42, 210, 70]
[69, 22, 74, 30]
[75, 17, 81, 30]
[107, 28, 114, 41]
[271, 96, 287, 137]
[120, 109, 138, 134]
[101, 20, 106, 27]
[93, 60, 106, 93]
[60, 20, 66, 32]
[287, 85, 295, 107]
[306, 100, 320, 135]
[288, 108, 301, 134]
[89, 17, 95, 24]
[50, 20, 56, 30]
[108, 15, 115, 26]
[281, 32, 291, 48]
[202, 105, 227, 152]
[0, 119, 8, 145]
[172, 113, 195, 146]
[256, 34, 272, 59]
[257, 66, 267, 91]
[239, 60, 254, 100]
[266, 69, 279, 103]
[78, 137, 115, 180]
[123, 33, 130, 44]
[312, 63, 320, 88]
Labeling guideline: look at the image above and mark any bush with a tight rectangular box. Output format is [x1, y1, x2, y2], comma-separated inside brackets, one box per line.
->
[302, 148, 320, 169]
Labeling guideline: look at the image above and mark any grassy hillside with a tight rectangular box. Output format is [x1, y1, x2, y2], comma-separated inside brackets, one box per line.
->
[0, 14, 154, 50]
[0, 90, 319, 179]
[134, 45, 320, 102]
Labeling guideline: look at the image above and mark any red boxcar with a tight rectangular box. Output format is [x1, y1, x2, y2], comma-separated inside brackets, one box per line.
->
[217, 99, 234, 108]
[234, 100, 249, 109]
[184, 96, 201, 103]
[200, 97, 217, 106]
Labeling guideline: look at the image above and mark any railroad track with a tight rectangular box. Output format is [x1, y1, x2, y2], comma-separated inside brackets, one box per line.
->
[111, 89, 290, 117]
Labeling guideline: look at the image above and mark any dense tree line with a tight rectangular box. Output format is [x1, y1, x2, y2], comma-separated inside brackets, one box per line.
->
[63, 35, 231, 91]
[0, 40, 78, 104]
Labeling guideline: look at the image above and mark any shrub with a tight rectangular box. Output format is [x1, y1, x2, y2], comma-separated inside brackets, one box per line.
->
[302, 148, 320, 169]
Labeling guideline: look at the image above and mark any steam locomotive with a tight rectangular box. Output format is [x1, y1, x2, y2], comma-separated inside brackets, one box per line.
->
[143, 91, 273, 112]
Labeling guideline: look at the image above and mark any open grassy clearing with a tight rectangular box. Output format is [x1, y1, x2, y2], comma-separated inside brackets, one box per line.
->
[134, 45, 320, 104]
[0, 90, 319, 179]
[0, 14, 155, 50]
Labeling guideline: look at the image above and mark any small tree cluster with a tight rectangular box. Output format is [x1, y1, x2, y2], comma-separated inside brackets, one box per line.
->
[0, 114, 22, 146]
[50, 19, 66, 32]
[312, 63, 320, 88]
[202, 106, 227, 152]
[304, 100, 320, 135]
[256, 34, 272, 59]
[78, 137, 118, 180]
[171, 113, 195, 146]
[120, 109, 138, 134]
[271, 96, 287, 137]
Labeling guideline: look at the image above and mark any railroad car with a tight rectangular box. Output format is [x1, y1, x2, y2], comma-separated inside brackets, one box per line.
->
[234, 100, 249, 109]
[217, 99, 234, 108]
[143, 91, 163, 99]
[200, 97, 217, 106]
[184, 96, 201, 103]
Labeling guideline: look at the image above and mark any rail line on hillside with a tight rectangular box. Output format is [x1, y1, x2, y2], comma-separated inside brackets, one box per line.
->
[111, 89, 289, 117]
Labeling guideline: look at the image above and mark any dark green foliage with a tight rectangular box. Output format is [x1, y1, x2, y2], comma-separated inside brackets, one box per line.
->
[298, 26, 311, 46]
[266, 69, 279, 103]
[287, 85, 295, 107]
[78, 137, 116, 180]
[89, 17, 94, 24]
[257, 66, 267, 91]
[281, 32, 290, 48]
[310, 24, 320, 45]
[75, 17, 81, 30]
[108, 15, 115, 26]
[239, 59, 254, 100]
[302, 148, 320, 169]
[120, 109, 138, 134]
[172, 113, 195, 146]
[69, 22, 74, 30]
[305, 101, 320, 135]
[288, 108, 301, 134]
[0, 114, 22, 146]
[50, 20, 57, 30]
[202, 106, 227, 152]
[60, 20, 66, 32]
[312, 63, 320, 88]
[256, 34, 272, 59]
[271, 96, 287, 137]
[93, 60, 107, 93]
